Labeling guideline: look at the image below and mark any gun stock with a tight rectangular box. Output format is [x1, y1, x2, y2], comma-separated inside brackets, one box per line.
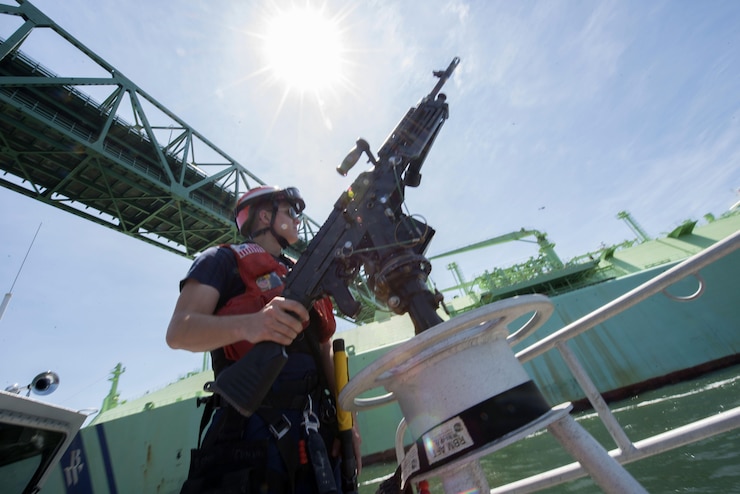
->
[208, 342, 287, 417]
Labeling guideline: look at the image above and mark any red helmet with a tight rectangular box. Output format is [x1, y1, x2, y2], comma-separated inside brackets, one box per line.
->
[234, 186, 305, 236]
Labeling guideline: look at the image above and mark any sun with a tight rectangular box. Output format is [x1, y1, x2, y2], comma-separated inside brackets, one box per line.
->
[260, 4, 348, 95]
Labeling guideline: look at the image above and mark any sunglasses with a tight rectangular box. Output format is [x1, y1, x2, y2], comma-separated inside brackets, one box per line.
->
[278, 206, 302, 220]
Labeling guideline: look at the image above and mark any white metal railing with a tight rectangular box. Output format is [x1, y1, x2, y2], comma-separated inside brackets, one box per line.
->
[496, 228, 740, 492]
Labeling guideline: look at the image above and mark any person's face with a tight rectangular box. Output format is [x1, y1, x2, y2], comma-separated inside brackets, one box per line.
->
[272, 202, 302, 244]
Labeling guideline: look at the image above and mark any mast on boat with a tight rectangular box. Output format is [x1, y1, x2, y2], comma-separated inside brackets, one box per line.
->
[1, 223, 42, 322]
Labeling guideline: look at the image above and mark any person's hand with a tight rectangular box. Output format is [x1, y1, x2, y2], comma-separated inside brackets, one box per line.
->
[248, 296, 309, 345]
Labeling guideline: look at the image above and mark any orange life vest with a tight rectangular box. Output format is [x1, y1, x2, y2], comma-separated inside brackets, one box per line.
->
[216, 243, 336, 361]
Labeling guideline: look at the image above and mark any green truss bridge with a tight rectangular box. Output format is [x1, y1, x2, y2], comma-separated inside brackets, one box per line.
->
[0, 1, 320, 259]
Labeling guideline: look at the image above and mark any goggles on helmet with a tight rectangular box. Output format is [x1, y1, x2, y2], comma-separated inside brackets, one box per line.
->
[275, 186, 305, 214]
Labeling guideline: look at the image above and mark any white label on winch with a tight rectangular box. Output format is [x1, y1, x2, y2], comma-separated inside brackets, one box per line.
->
[400, 443, 420, 488]
[422, 415, 474, 465]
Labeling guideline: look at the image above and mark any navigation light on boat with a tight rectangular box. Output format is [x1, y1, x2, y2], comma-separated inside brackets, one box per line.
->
[4, 371, 60, 396]
[31, 371, 60, 395]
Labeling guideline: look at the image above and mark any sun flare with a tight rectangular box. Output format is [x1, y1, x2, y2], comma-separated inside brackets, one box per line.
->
[260, 5, 347, 95]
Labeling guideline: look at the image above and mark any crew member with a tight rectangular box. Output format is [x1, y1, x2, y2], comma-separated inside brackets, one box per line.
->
[167, 186, 360, 493]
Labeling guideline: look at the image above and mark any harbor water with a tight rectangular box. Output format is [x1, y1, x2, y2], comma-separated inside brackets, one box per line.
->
[357, 364, 740, 493]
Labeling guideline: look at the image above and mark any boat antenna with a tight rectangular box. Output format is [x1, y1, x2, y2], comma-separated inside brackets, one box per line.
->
[1, 222, 42, 322]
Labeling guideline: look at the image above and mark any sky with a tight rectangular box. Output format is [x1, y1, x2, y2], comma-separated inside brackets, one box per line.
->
[0, 0, 738, 416]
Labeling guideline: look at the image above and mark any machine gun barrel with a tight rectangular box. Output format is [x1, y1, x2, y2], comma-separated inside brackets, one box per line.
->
[338, 57, 459, 179]
[428, 56, 460, 101]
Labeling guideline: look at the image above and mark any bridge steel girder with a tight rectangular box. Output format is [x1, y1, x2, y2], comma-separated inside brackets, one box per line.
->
[0, 0, 319, 258]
